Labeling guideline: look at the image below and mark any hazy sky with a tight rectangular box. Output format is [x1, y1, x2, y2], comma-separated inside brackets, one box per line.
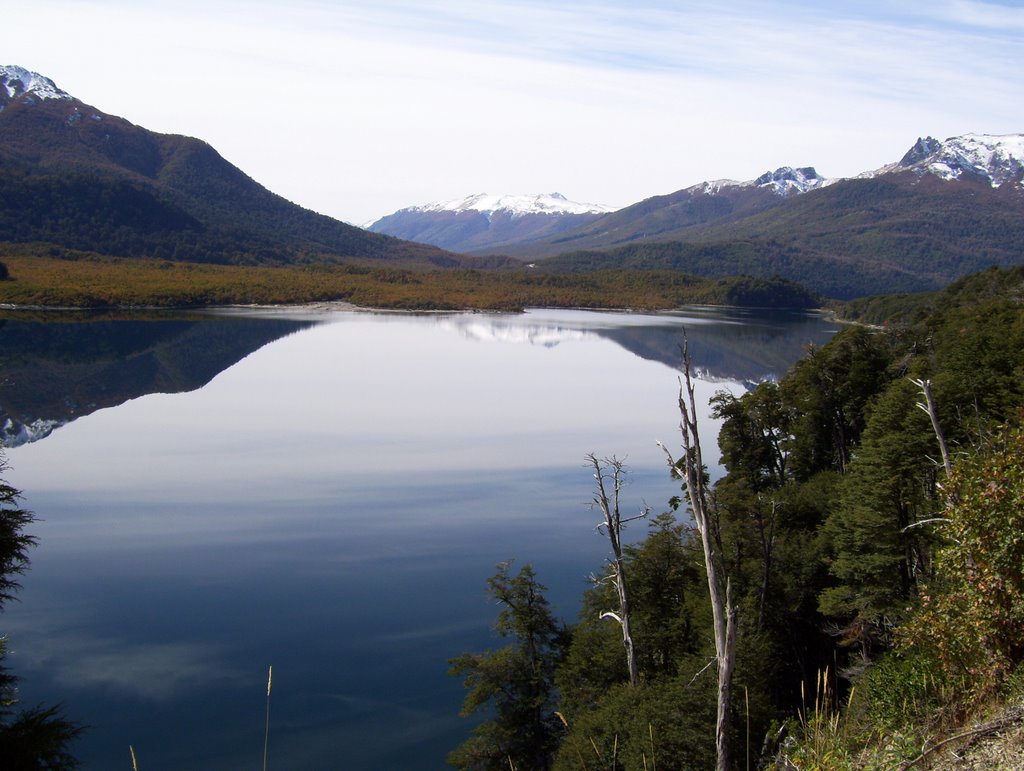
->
[6, 0, 1022, 224]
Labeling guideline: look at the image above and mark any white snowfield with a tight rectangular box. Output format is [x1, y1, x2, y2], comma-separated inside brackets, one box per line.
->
[403, 192, 615, 218]
[0, 64, 72, 101]
[864, 133, 1024, 189]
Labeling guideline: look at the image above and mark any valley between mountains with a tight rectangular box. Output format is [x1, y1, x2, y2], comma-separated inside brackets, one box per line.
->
[1, 63, 1022, 307]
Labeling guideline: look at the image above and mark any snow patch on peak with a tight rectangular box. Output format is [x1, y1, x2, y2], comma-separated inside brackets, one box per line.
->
[0, 65, 72, 102]
[691, 179, 744, 196]
[753, 167, 827, 196]
[870, 133, 1024, 188]
[925, 134, 1024, 187]
[687, 168, 829, 198]
[2, 417, 63, 448]
[899, 136, 942, 167]
[408, 192, 613, 218]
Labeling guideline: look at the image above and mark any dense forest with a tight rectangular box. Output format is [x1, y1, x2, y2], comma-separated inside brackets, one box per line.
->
[448, 266, 1024, 769]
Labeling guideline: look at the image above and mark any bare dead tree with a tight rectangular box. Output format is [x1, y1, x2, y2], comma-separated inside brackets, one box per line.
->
[586, 453, 649, 687]
[658, 340, 737, 771]
[911, 377, 953, 478]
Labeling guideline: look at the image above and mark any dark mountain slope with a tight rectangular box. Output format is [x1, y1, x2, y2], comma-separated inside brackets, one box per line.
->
[0, 87, 458, 266]
[484, 168, 827, 258]
[537, 172, 1024, 298]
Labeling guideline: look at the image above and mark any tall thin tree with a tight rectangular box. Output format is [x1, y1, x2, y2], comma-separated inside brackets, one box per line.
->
[659, 341, 737, 771]
[586, 454, 648, 687]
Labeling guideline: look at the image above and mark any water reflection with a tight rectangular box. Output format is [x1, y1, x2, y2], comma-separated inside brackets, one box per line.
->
[0, 307, 835, 448]
[0, 307, 836, 770]
[0, 311, 315, 446]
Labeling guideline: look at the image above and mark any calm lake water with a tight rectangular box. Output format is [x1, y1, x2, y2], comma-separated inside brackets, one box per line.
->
[0, 307, 836, 770]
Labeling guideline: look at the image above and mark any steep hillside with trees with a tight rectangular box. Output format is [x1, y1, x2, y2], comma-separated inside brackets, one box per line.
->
[449, 266, 1024, 769]
[0, 91, 458, 266]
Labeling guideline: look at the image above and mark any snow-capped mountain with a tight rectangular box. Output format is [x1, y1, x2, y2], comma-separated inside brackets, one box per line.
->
[884, 133, 1024, 188]
[695, 166, 830, 198]
[0, 64, 72, 106]
[751, 166, 830, 196]
[403, 192, 614, 219]
[367, 192, 613, 253]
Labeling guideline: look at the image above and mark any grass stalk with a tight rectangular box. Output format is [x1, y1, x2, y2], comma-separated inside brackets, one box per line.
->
[263, 665, 273, 771]
[648, 722, 657, 771]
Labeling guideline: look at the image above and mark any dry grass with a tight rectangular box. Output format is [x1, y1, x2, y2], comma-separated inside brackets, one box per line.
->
[0, 250, 772, 312]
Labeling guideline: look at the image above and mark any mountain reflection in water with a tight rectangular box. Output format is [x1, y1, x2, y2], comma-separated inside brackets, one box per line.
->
[0, 311, 316, 446]
[1, 306, 835, 447]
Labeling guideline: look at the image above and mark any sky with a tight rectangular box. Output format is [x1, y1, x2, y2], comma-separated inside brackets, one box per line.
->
[4, 0, 1023, 224]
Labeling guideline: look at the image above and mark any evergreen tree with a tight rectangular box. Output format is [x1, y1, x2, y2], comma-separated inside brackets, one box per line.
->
[448, 561, 564, 770]
[818, 379, 938, 651]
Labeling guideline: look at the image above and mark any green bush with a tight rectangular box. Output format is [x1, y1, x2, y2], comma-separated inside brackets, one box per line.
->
[903, 424, 1024, 693]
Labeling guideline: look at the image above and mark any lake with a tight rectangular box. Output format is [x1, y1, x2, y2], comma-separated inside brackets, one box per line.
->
[0, 306, 836, 769]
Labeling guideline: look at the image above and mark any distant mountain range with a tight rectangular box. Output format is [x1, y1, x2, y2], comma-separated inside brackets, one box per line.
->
[0, 65, 461, 267]
[372, 135, 1024, 297]
[366, 192, 613, 252]
[3, 64, 1022, 299]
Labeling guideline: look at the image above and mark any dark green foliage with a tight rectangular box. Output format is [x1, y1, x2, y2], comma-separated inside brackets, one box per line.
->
[713, 275, 821, 309]
[0, 464, 36, 607]
[554, 513, 726, 769]
[0, 698, 83, 771]
[854, 650, 954, 734]
[817, 380, 938, 645]
[624, 514, 702, 678]
[712, 382, 791, 492]
[781, 326, 895, 479]
[553, 674, 718, 771]
[448, 562, 564, 770]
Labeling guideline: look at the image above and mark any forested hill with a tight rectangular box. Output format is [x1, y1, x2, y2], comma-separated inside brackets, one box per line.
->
[0, 87, 460, 267]
[448, 265, 1024, 769]
[532, 172, 1024, 299]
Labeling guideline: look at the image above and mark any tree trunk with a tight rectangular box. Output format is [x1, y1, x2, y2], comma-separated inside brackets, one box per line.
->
[912, 378, 953, 478]
[588, 454, 645, 687]
[660, 341, 736, 771]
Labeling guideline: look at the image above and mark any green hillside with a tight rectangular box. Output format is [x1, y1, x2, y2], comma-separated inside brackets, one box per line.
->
[0, 96, 457, 266]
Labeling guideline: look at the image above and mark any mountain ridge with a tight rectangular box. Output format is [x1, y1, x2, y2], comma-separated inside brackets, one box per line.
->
[0, 65, 464, 267]
[366, 192, 613, 253]
[371, 133, 1024, 261]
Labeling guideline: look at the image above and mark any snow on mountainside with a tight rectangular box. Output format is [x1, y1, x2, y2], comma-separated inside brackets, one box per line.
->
[0, 65, 72, 104]
[751, 166, 830, 196]
[693, 166, 830, 198]
[366, 192, 613, 253]
[401, 192, 614, 219]
[870, 133, 1024, 188]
